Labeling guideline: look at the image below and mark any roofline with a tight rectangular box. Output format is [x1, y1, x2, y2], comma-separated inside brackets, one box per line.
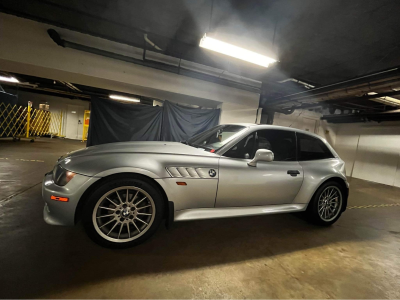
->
[220, 123, 322, 137]
[217, 123, 339, 159]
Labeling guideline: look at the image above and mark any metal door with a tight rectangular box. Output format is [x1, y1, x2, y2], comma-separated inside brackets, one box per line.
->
[215, 129, 304, 207]
[216, 158, 304, 207]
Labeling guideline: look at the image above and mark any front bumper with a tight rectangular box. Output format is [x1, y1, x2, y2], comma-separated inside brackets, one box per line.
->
[42, 172, 100, 226]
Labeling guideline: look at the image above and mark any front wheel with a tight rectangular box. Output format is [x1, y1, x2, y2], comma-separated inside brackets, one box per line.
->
[82, 177, 164, 248]
[306, 181, 344, 226]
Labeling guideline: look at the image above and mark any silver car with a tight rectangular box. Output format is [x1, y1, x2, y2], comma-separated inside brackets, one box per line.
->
[43, 124, 349, 248]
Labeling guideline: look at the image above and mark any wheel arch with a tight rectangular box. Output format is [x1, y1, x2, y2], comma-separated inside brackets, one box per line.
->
[74, 172, 170, 224]
[311, 176, 349, 212]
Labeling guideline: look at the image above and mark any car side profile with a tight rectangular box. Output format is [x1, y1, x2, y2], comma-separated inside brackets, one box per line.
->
[42, 124, 349, 248]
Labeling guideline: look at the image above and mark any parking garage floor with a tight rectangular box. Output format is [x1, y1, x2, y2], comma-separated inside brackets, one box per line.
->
[0, 138, 399, 299]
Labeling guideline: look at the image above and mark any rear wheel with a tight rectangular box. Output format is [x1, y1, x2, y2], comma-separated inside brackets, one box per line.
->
[306, 181, 344, 226]
[82, 177, 164, 248]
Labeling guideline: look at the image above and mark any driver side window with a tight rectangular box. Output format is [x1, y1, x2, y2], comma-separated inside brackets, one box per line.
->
[224, 129, 296, 161]
[224, 133, 255, 159]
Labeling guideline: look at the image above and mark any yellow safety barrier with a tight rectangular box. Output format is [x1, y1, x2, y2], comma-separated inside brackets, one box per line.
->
[49, 111, 64, 138]
[0, 102, 64, 140]
[82, 110, 90, 142]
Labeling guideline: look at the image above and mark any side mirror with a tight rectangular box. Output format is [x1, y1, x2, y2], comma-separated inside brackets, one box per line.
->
[247, 149, 274, 167]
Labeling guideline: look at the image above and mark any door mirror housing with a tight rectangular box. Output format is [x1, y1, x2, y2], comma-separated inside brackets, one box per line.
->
[247, 149, 274, 167]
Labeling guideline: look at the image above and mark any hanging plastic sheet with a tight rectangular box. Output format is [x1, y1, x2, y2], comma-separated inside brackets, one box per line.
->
[87, 97, 163, 146]
[87, 97, 220, 146]
[161, 101, 220, 142]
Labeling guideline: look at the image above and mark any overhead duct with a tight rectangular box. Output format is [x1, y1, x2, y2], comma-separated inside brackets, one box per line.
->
[47, 29, 261, 94]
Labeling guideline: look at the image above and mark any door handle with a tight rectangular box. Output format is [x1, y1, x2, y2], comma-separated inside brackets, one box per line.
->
[287, 170, 300, 177]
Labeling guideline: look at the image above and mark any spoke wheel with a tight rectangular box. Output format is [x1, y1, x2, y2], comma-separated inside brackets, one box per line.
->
[92, 186, 156, 243]
[317, 186, 342, 222]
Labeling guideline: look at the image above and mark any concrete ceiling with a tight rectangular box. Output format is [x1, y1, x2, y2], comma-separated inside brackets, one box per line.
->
[2, 0, 400, 123]
[2, 0, 400, 88]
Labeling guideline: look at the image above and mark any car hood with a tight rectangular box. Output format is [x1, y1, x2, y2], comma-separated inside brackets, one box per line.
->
[65, 141, 218, 158]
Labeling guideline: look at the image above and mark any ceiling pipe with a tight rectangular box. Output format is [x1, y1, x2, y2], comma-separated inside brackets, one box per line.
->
[321, 109, 400, 123]
[267, 77, 400, 109]
[279, 89, 400, 110]
[277, 78, 315, 89]
[265, 67, 400, 107]
[59, 80, 82, 92]
[47, 29, 261, 94]
[144, 34, 162, 51]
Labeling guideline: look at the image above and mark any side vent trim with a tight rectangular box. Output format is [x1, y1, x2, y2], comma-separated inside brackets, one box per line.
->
[166, 167, 218, 179]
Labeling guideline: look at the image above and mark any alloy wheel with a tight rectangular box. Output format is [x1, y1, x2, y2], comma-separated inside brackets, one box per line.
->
[317, 186, 342, 222]
[92, 186, 156, 242]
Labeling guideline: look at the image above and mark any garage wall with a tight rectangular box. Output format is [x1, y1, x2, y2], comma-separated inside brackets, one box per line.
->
[273, 109, 337, 146]
[219, 102, 259, 124]
[272, 109, 400, 187]
[0, 13, 259, 124]
[334, 122, 400, 187]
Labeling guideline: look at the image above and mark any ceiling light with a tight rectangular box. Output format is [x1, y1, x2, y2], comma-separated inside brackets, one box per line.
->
[199, 34, 277, 68]
[109, 95, 140, 102]
[0, 75, 19, 83]
[368, 92, 400, 106]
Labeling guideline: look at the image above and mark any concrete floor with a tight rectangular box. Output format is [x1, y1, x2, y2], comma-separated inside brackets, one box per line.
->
[0, 137, 399, 299]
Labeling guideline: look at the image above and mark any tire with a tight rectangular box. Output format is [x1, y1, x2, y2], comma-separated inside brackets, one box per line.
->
[82, 177, 165, 248]
[306, 181, 344, 226]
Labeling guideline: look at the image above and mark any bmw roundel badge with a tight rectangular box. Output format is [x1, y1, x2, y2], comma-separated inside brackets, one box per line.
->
[209, 169, 216, 177]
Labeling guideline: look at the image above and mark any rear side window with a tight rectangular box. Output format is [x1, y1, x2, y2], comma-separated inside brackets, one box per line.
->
[297, 133, 334, 161]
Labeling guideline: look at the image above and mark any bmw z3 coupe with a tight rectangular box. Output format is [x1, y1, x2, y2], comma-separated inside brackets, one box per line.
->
[43, 124, 349, 248]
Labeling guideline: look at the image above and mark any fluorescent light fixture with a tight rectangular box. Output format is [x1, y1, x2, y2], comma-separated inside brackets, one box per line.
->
[0, 75, 19, 83]
[109, 94, 140, 102]
[199, 34, 277, 68]
[368, 92, 400, 106]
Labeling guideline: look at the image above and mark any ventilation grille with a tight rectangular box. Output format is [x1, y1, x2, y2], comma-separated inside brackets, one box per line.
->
[167, 167, 218, 178]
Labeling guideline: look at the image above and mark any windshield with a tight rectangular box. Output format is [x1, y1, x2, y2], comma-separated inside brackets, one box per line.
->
[187, 125, 247, 152]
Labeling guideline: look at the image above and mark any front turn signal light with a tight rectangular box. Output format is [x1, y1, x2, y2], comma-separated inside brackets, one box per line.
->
[51, 195, 69, 202]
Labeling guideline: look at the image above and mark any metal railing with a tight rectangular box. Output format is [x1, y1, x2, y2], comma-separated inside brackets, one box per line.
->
[0, 102, 64, 139]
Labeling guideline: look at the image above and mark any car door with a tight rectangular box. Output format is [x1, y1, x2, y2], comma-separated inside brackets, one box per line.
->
[215, 129, 304, 207]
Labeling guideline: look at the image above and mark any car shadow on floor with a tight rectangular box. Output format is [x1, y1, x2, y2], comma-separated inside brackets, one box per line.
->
[0, 192, 379, 298]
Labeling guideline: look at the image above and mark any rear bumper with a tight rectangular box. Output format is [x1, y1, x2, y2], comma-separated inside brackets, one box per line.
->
[342, 181, 350, 212]
[42, 172, 99, 226]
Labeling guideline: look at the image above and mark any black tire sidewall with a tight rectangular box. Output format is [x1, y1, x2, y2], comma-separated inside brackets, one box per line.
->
[82, 177, 164, 249]
[307, 181, 344, 226]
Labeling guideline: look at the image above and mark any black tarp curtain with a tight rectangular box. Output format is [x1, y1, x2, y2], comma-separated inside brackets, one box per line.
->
[87, 97, 220, 146]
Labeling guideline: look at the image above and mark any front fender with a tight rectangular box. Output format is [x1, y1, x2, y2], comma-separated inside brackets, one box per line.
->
[93, 167, 161, 179]
[59, 153, 171, 178]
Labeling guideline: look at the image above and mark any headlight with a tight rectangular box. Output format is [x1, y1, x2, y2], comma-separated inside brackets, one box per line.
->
[52, 164, 76, 186]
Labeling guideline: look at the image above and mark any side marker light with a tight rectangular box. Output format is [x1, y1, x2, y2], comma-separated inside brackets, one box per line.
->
[51, 195, 69, 202]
